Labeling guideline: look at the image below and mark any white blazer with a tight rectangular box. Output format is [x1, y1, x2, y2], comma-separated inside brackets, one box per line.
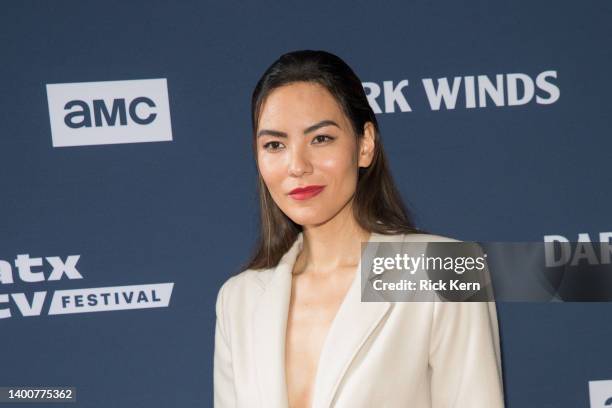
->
[214, 231, 505, 407]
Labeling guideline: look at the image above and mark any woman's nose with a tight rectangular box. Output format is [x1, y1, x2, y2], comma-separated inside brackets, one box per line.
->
[288, 144, 312, 177]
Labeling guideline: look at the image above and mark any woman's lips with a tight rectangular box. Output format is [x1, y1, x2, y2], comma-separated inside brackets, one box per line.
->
[288, 185, 325, 201]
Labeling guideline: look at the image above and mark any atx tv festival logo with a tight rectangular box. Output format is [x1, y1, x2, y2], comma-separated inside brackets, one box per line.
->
[0, 253, 174, 319]
[589, 380, 612, 408]
[362, 70, 559, 113]
[46, 78, 173, 147]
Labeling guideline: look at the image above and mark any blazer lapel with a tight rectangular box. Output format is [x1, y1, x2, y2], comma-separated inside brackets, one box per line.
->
[311, 233, 391, 408]
[252, 233, 303, 408]
[252, 232, 392, 408]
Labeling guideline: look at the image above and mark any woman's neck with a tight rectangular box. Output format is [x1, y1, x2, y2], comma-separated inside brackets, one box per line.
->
[294, 200, 371, 276]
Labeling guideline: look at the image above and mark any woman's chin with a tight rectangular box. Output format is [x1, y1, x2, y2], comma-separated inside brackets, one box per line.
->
[285, 210, 332, 228]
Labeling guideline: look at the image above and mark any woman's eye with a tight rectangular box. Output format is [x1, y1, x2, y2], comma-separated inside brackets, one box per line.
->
[312, 135, 334, 144]
[263, 141, 284, 151]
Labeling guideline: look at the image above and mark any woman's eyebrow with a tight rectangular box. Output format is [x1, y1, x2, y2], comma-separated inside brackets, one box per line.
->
[256, 129, 287, 138]
[304, 119, 340, 134]
[257, 120, 340, 138]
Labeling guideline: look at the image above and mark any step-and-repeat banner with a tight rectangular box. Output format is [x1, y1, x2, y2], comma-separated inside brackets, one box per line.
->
[1, 1, 611, 407]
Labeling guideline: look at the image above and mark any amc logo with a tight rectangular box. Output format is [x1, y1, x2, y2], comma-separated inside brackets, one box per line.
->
[63, 97, 157, 128]
[589, 380, 612, 408]
[46, 78, 172, 147]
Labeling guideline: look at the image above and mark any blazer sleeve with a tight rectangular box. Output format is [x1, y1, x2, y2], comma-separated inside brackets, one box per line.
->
[214, 279, 237, 408]
[429, 301, 505, 407]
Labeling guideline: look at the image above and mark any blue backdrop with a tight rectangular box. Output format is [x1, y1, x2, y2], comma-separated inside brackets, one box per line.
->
[1, 1, 611, 407]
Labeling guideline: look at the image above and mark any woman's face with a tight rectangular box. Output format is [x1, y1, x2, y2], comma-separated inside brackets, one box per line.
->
[256, 81, 375, 227]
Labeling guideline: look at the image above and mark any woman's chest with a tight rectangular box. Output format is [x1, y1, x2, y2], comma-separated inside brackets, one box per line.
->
[284, 272, 355, 408]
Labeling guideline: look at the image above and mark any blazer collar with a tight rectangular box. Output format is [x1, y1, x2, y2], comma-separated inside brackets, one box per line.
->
[252, 231, 392, 408]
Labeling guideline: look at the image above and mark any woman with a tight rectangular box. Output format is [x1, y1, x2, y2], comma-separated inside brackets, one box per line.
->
[214, 50, 504, 408]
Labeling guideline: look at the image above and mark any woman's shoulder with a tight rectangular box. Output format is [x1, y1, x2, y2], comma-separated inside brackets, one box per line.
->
[219, 232, 461, 288]
[216, 231, 463, 306]
[216, 265, 275, 304]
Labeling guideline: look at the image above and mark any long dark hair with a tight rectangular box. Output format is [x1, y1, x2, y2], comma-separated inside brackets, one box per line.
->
[243, 50, 419, 271]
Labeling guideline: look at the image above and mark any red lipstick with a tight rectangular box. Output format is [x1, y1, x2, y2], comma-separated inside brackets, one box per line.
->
[288, 185, 325, 201]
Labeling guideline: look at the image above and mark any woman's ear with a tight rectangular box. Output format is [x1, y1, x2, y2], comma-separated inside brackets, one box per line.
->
[358, 121, 376, 168]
